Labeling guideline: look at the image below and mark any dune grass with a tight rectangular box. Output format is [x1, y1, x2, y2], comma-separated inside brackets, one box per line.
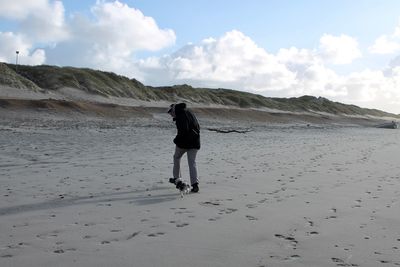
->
[1, 63, 398, 118]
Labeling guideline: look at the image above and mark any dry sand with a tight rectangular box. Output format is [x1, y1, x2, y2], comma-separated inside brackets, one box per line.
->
[0, 106, 400, 267]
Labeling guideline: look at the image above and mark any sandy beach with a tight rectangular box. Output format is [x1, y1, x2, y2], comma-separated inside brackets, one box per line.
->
[2, 0, 400, 265]
[0, 105, 399, 267]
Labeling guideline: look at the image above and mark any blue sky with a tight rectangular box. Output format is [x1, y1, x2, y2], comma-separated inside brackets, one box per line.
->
[1, 0, 400, 113]
[62, 1, 400, 58]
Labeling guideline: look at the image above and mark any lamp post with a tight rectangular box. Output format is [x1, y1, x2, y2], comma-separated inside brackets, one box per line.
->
[15, 51, 19, 73]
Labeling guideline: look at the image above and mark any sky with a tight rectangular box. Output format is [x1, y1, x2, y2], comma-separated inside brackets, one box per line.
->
[1, 1, 400, 114]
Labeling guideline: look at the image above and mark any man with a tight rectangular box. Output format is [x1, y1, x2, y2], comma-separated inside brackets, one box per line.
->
[168, 103, 200, 193]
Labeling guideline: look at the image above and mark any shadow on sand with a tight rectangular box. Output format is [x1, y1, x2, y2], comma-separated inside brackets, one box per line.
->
[0, 186, 180, 216]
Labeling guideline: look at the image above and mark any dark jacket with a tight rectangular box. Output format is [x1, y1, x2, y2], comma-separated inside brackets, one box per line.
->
[173, 103, 200, 149]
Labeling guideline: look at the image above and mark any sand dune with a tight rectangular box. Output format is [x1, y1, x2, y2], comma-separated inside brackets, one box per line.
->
[0, 96, 394, 130]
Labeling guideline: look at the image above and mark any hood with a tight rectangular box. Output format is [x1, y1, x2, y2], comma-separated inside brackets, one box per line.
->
[174, 103, 187, 114]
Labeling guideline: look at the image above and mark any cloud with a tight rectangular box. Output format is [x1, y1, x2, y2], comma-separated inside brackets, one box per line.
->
[277, 47, 319, 68]
[0, 0, 49, 20]
[319, 34, 362, 64]
[46, 0, 175, 77]
[138, 31, 356, 98]
[369, 20, 400, 54]
[138, 30, 400, 113]
[0, 0, 67, 65]
[0, 0, 175, 77]
[340, 68, 400, 113]
[21, 0, 68, 43]
[369, 36, 400, 55]
[85, 1, 175, 52]
[0, 32, 45, 65]
[139, 30, 296, 92]
[0, 0, 68, 43]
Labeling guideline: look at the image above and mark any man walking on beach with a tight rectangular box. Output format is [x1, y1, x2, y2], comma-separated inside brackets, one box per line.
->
[168, 103, 201, 193]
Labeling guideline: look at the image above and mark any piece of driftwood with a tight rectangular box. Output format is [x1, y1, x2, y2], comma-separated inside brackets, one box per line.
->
[207, 128, 252, 133]
[376, 121, 398, 129]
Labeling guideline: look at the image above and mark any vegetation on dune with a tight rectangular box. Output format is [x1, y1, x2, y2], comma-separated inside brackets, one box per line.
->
[1, 62, 398, 118]
[0, 63, 42, 91]
[5, 64, 157, 100]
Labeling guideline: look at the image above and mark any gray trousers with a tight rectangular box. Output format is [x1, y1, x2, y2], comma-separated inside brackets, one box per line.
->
[173, 146, 199, 185]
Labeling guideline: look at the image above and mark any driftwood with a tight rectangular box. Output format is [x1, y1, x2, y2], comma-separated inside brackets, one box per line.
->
[376, 121, 398, 129]
[207, 128, 252, 134]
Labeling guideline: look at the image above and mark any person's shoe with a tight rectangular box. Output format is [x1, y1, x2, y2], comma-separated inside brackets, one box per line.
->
[169, 177, 178, 184]
[191, 183, 199, 193]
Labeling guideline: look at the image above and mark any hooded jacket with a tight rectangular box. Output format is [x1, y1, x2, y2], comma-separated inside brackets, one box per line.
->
[173, 103, 201, 149]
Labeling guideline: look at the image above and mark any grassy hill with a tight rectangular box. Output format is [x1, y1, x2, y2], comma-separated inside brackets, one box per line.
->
[0, 63, 42, 91]
[1, 62, 398, 118]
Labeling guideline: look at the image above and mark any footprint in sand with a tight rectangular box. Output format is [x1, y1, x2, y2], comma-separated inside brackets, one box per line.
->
[306, 231, 319, 236]
[36, 230, 60, 239]
[304, 217, 314, 227]
[199, 201, 221, 207]
[359, 223, 367, 229]
[351, 199, 362, 208]
[269, 254, 301, 262]
[100, 232, 140, 244]
[175, 210, 194, 215]
[274, 234, 298, 249]
[208, 216, 221, 222]
[218, 208, 238, 215]
[246, 215, 258, 221]
[284, 255, 301, 261]
[331, 257, 358, 266]
[6, 242, 27, 249]
[147, 232, 165, 237]
[126, 232, 140, 240]
[325, 208, 338, 219]
[176, 223, 189, 228]
[257, 198, 268, 204]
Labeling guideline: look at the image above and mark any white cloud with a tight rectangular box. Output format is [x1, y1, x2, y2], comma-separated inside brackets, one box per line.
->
[0, 0, 67, 65]
[0, 0, 175, 79]
[344, 69, 384, 102]
[319, 34, 362, 64]
[46, 0, 175, 77]
[0, 32, 45, 65]
[139, 30, 296, 92]
[138, 30, 400, 113]
[86, 1, 175, 52]
[137, 31, 363, 100]
[339, 68, 400, 113]
[0, 0, 68, 43]
[21, 0, 68, 43]
[369, 20, 400, 55]
[369, 35, 400, 54]
[0, 0, 48, 20]
[277, 47, 319, 67]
